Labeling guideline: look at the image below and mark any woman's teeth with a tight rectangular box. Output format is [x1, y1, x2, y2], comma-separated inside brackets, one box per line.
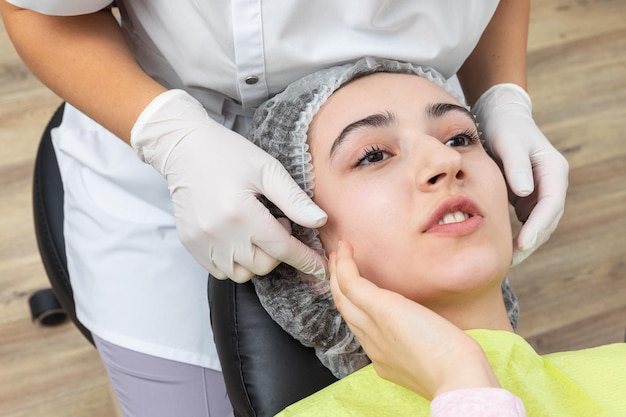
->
[438, 210, 470, 225]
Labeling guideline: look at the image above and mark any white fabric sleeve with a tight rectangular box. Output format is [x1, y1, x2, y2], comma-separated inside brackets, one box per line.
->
[431, 388, 527, 417]
[6, 0, 112, 16]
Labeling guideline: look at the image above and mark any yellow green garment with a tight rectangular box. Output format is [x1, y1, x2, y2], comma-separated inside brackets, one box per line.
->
[277, 330, 626, 417]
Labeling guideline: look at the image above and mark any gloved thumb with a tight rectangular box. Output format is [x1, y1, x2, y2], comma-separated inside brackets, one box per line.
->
[260, 162, 328, 228]
[494, 138, 535, 198]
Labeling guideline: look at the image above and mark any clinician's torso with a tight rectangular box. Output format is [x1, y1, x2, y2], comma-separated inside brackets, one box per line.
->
[117, 0, 499, 111]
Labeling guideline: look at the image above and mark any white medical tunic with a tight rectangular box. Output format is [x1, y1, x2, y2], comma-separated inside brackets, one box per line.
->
[10, 0, 499, 370]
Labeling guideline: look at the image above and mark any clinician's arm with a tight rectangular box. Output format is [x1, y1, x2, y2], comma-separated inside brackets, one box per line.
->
[457, 0, 568, 265]
[0, 1, 166, 141]
[1, 1, 327, 282]
[457, 0, 529, 103]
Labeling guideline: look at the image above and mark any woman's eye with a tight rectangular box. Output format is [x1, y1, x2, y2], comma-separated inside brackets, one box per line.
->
[445, 130, 480, 148]
[356, 145, 390, 166]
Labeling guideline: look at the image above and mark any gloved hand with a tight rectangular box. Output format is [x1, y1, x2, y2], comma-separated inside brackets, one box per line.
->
[130, 89, 328, 282]
[472, 84, 569, 266]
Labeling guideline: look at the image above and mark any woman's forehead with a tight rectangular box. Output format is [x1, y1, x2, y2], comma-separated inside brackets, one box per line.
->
[309, 73, 460, 139]
[325, 73, 459, 116]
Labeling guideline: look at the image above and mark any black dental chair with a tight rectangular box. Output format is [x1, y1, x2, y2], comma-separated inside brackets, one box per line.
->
[209, 278, 338, 417]
[31, 102, 338, 417]
[31, 102, 93, 344]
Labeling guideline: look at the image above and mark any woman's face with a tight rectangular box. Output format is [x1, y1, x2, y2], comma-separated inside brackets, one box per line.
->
[308, 73, 512, 307]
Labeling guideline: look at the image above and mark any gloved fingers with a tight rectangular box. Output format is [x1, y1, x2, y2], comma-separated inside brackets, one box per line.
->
[512, 215, 560, 266]
[473, 83, 569, 266]
[173, 211, 229, 279]
[182, 224, 269, 282]
[511, 157, 568, 266]
[253, 230, 328, 279]
[228, 263, 257, 284]
[203, 247, 279, 283]
[232, 195, 325, 278]
[491, 135, 535, 198]
[261, 215, 329, 278]
[209, 272, 227, 281]
[203, 196, 326, 280]
[512, 191, 565, 266]
[197, 197, 325, 281]
[203, 259, 227, 280]
[207, 241, 280, 283]
[236, 245, 283, 281]
[259, 161, 328, 229]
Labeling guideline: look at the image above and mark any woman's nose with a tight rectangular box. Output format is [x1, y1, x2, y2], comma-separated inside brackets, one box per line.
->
[415, 142, 465, 191]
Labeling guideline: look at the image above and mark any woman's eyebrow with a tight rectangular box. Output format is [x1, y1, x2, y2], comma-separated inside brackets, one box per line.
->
[427, 102, 475, 123]
[327, 103, 473, 159]
[329, 112, 395, 158]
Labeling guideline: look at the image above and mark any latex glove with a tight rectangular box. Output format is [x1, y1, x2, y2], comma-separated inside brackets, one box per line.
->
[131, 89, 328, 282]
[472, 84, 569, 266]
[329, 241, 500, 400]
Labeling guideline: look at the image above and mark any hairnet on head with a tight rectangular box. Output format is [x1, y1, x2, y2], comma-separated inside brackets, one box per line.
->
[248, 57, 519, 379]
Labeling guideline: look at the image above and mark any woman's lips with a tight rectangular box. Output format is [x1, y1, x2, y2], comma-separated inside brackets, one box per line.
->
[423, 195, 483, 235]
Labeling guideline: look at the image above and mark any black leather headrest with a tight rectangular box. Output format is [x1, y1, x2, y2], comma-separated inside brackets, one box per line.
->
[209, 277, 338, 417]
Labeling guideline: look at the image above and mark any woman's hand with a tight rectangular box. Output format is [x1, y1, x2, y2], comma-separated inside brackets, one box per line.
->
[329, 241, 500, 400]
[472, 84, 569, 266]
[131, 90, 328, 283]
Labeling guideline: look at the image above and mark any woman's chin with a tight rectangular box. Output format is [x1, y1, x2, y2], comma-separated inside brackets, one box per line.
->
[406, 251, 509, 302]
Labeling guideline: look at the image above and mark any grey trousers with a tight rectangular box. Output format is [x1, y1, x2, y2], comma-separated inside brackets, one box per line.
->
[94, 335, 234, 417]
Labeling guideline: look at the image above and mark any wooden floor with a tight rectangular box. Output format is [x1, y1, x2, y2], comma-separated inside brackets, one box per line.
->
[1, 2, 625, 416]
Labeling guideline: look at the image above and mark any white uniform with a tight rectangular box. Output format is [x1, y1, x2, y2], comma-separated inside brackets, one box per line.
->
[10, 0, 499, 370]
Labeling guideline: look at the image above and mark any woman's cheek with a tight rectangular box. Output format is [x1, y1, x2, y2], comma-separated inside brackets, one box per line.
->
[317, 223, 339, 254]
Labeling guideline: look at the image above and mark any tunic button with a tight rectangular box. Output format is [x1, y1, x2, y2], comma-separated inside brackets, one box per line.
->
[245, 75, 259, 85]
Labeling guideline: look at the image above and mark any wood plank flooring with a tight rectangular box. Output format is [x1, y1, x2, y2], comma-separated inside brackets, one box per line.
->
[1, 1, 625, 416]
[0, 10, 121, 417]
